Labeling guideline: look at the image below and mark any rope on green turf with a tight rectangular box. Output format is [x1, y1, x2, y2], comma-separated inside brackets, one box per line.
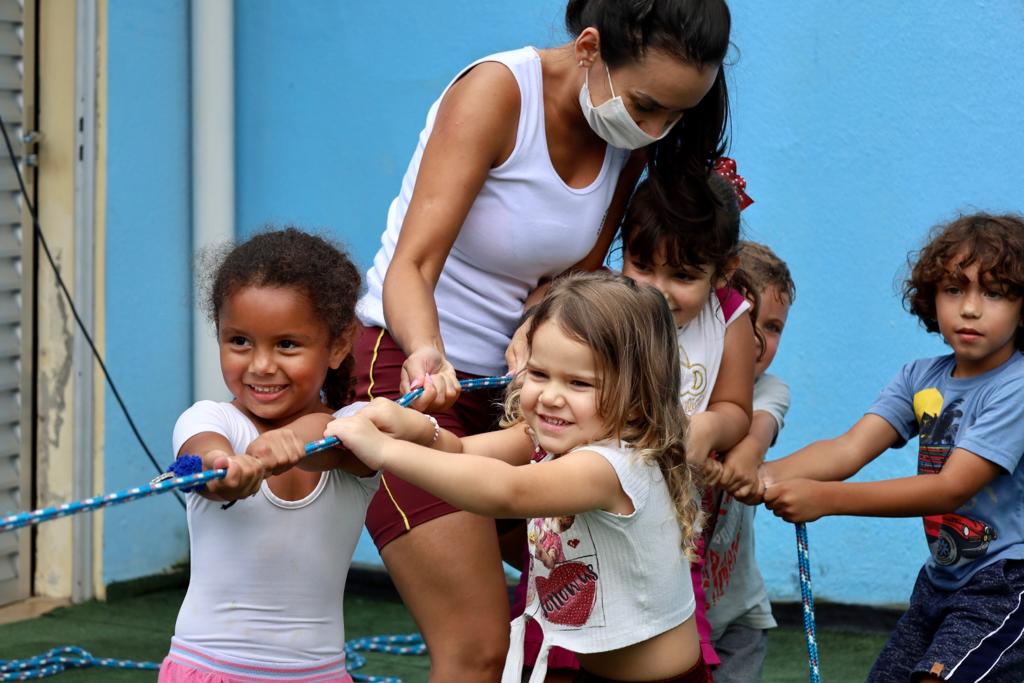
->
[0, 636, 428, 682]
[796, 522, 821, 683]
[0, 647, 158, 681]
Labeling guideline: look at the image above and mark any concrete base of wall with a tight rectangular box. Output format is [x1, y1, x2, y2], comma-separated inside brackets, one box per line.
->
[772, 600, 905, 634]
[0, 597, 71, 626]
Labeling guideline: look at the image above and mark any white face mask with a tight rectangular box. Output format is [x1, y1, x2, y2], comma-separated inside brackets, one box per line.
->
[579, 64, 676, 150]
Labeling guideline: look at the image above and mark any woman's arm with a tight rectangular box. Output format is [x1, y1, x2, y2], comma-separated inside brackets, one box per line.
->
[326, 414, 626, 518]
[383, 63, 521, 411]
[687, 311, 755, 470]
[764, 447, 1003, 522]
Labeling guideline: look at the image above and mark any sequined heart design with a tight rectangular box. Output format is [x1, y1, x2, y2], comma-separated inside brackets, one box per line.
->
[535, 561, 598, 626]
[567, 538, 580, 549]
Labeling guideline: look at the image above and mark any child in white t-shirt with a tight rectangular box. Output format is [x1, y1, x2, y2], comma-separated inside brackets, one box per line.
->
[158, 229, 380, 683]
[621, 167, 758, 666]
[705, 241, 796, 682]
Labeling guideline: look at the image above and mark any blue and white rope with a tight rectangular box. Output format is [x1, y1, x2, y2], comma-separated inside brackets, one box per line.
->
[0, 375, 512, 534]
[346, 634, 428, 683]
[796, 522, 821, 683]
[0, 646, 159, 681]
[0, 636, 429, 682]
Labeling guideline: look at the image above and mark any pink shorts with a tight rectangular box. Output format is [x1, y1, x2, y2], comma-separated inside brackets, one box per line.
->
[690, 536, 719, 666]
[159, 639, 352, 683]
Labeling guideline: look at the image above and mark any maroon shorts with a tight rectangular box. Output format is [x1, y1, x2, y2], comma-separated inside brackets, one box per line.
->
[354, 326, 505, 550]
[574, 657, 713, 683]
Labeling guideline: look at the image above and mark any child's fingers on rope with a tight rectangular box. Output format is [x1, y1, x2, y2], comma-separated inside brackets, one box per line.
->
[247, 428, 305, 475]
[731, 476, 768, 505]
[207, 452, 265, 500]
[359, 397, 432, 444]
[701, 458, 725, 487]
[763, 479, 824, 523]
[325, 415, 389, 470]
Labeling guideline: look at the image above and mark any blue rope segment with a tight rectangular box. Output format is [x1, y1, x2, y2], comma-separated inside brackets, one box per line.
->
[796, 522, 821, 683]
[0, 636, 428, 682]
[166, 454, 207, 491]
[0, 646, 159, 681]
[0, 374, 513, 534]
[304, 374, 513, 454]
[346, 634, 427, 683]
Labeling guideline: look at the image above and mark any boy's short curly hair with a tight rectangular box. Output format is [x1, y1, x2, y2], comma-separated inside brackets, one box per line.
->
[904, 212, 1024, 350]
[738, 241, 795, 304]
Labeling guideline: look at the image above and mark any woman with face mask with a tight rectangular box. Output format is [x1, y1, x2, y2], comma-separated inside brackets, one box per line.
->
[352, 1, 732, 680]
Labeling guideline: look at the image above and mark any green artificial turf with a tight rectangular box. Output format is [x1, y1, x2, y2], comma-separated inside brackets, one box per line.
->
[0, 587, 890, 682]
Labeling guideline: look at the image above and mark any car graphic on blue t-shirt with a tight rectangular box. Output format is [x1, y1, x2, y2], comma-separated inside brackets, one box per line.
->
[924, 513, 997, 566]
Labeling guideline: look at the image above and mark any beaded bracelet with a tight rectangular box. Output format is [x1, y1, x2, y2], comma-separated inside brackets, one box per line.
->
[425, 414, 440, 445]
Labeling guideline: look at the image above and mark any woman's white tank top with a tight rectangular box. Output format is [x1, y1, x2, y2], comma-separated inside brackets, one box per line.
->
[357, 47, 631, 376]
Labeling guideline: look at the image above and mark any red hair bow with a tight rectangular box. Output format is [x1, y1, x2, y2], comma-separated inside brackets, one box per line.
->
[714, 157, 753, 211]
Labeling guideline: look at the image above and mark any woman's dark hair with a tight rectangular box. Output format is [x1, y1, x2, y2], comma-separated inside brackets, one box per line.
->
[566, 0, 732, 194]
[621, 171, 764, 355]
[904, 212, 1024, 351]
[206, 227, 362, 408]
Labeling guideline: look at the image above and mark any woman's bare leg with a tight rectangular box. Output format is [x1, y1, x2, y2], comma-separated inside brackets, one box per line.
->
[382, 510, 510, 683]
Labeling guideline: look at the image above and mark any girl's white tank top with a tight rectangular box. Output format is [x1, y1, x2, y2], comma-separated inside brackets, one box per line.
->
[357, 46, 630, 376]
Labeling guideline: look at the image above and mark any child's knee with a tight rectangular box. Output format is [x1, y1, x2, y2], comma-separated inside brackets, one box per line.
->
[430, 634, 508, 680]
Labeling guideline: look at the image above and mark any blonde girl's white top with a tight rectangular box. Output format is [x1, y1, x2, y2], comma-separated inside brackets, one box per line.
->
[502, 442, 695, 683]
[170, 401, 380, 664]
[677, 289, 751, 416]
[357, 46, 632, 377]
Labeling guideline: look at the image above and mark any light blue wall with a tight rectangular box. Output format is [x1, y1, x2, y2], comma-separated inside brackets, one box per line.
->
[235, 1, 568, 263]
[100, 2, 1024, 604]
[730, 3, 1024, 604]
[103, 0, 192, 583]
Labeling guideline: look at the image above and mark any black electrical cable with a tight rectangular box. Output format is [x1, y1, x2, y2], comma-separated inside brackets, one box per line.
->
[0, 114, 185, 509]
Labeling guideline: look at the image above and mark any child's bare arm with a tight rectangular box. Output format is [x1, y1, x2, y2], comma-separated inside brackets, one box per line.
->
[343, 397, 533, 465]
[687, 313, 755, 467]
[718, 410, 779, 504]
[286, 412, 375, 476]
[326, 415, 624, 518]
[764, 448, 1003, 523]
[760, 414, 900, 485]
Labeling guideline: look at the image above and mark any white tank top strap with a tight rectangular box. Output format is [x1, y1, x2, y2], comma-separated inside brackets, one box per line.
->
[501, 615, 528, 683]
[447, 48, 544, 175]
[527, 639, 551, 683]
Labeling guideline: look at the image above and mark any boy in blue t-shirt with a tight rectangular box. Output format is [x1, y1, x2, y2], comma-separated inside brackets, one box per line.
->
[762, 213, 1024, 682]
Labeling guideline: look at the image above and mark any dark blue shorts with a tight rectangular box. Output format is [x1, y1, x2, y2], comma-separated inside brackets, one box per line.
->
[867, 559, 1024, 682]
